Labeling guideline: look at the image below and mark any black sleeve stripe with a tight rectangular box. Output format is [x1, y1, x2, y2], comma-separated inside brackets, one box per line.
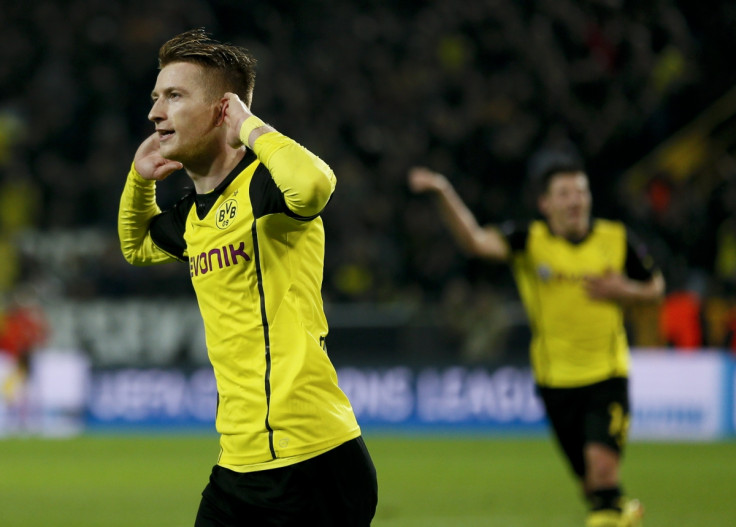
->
[283, 194, 333, 222]
[149, 194, 194, 261]
[284, 208, 321, 221]
[249, 163, 323, 221]
[624, 227, 657, 281]
[500, 220, 530, 252]
[250, 164, 289, 219]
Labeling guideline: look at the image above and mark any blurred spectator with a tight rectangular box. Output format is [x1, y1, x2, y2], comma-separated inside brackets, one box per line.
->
[0, 284, 49, 432]
[659, 290, 702, 350]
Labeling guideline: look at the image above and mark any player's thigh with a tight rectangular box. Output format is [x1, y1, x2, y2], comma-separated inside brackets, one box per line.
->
[300, 436, 378, 526]
[538, 385, 587, 477]
[194, 463, 314, 527]
[195, 438, 377, 527]
[584, 377, 630, 452]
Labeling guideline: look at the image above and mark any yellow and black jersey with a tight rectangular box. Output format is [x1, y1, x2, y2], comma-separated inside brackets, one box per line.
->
[118, 124, 360, 470]
[501, 219, 657, 388]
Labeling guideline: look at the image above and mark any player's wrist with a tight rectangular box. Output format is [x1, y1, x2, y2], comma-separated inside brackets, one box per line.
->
[239, 115, 268, 147]
[130, 161, 155, 184]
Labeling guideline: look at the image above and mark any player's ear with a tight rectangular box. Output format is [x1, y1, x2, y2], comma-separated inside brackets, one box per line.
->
[214, 99, 227, 127]
[537, 194, 549, 216]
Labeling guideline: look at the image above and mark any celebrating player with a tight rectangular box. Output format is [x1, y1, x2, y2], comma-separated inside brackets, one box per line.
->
[408, 153, 664, 527]
[118, 29, 377, 526]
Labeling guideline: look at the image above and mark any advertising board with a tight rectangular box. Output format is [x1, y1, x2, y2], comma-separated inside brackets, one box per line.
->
[5, 350, 734, 439]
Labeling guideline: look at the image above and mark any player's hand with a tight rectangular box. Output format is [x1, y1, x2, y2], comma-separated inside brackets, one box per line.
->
[408, 166, 450, 194]
[222, 92, 251, 149]
[584, 271, 628, 301]
[133, 133, 183, 181]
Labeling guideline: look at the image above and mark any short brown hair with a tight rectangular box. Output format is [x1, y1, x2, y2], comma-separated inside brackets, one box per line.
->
[530, 150, 586, 197]
[158, 28, 257, 107]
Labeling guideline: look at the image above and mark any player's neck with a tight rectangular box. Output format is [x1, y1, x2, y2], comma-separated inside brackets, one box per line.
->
[187, 147, 246, 194]
[547, 218, 590, 242]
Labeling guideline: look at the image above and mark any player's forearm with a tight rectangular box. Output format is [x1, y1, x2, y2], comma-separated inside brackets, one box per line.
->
[433, 183, 501, 258]
[619, 273, 666, 304]
[239, 116, 336, 217]
[118, 165, 166, 265]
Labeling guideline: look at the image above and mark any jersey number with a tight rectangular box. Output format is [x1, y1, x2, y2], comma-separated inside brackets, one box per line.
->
[608, 402, 630, 448]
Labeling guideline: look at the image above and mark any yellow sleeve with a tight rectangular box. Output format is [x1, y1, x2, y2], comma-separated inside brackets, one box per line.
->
[117, 163, 178, 266]
[240, 117, 336, 218]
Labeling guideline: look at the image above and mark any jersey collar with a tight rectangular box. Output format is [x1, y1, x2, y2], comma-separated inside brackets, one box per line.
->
[193, 150, 257, 219]
[543, 217, 595, 245]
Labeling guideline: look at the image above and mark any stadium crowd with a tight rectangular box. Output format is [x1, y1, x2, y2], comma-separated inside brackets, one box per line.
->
[2, 0, 736, 358]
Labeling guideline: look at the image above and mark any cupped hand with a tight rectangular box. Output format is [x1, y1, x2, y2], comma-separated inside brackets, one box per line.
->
[584, 271, 627, 301]
[222, 92, 251, 149]
[133, 133, 183, 181]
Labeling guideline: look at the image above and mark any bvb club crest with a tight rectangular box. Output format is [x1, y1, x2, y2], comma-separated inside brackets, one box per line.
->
[215, 198, 238, 230]
[536, 263, 552, 282]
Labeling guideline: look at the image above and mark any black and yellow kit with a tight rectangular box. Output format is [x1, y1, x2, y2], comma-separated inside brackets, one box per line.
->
[502, 219, 657, 388]
[119, 119, 360, 470]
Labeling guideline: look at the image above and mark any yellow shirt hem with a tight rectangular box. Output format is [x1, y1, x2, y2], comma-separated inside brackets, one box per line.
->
[219, 444, 337, 473]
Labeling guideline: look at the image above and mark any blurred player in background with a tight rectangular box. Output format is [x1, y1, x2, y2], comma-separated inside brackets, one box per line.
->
[408, 152, 664, 527]
[0, 285, 48, 434]
[118, 29, 377, 526]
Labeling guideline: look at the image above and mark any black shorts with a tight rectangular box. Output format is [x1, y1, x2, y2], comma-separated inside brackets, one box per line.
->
[537, 377, 630, 478]
[194, 436, 377, 527]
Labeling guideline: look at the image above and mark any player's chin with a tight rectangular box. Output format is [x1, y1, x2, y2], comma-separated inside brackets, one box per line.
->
[567, 214, 588, 229]
[158, 143, 180, 161]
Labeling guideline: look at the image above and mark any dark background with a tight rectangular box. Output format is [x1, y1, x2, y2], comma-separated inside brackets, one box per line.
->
[2, 0, 735, 361]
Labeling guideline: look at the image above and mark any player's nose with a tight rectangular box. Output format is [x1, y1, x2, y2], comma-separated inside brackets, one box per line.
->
[148, 99, 166, 123]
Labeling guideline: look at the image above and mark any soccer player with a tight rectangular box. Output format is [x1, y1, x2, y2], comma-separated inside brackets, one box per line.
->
[118, 29, 377, 526]
[408, 154, 664, 527]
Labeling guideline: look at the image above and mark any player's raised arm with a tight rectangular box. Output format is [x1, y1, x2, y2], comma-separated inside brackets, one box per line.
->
[408, 166, 509, 261]
[118, 133, 183, 266]
[223, 92, 336, 219]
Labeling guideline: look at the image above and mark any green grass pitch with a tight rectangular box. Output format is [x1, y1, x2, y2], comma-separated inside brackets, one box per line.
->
[1, 433, 734, 526]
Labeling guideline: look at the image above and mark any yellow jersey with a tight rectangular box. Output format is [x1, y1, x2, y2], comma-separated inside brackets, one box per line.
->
[118, 128, 360, 469]
[503, 219, 656, 388]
